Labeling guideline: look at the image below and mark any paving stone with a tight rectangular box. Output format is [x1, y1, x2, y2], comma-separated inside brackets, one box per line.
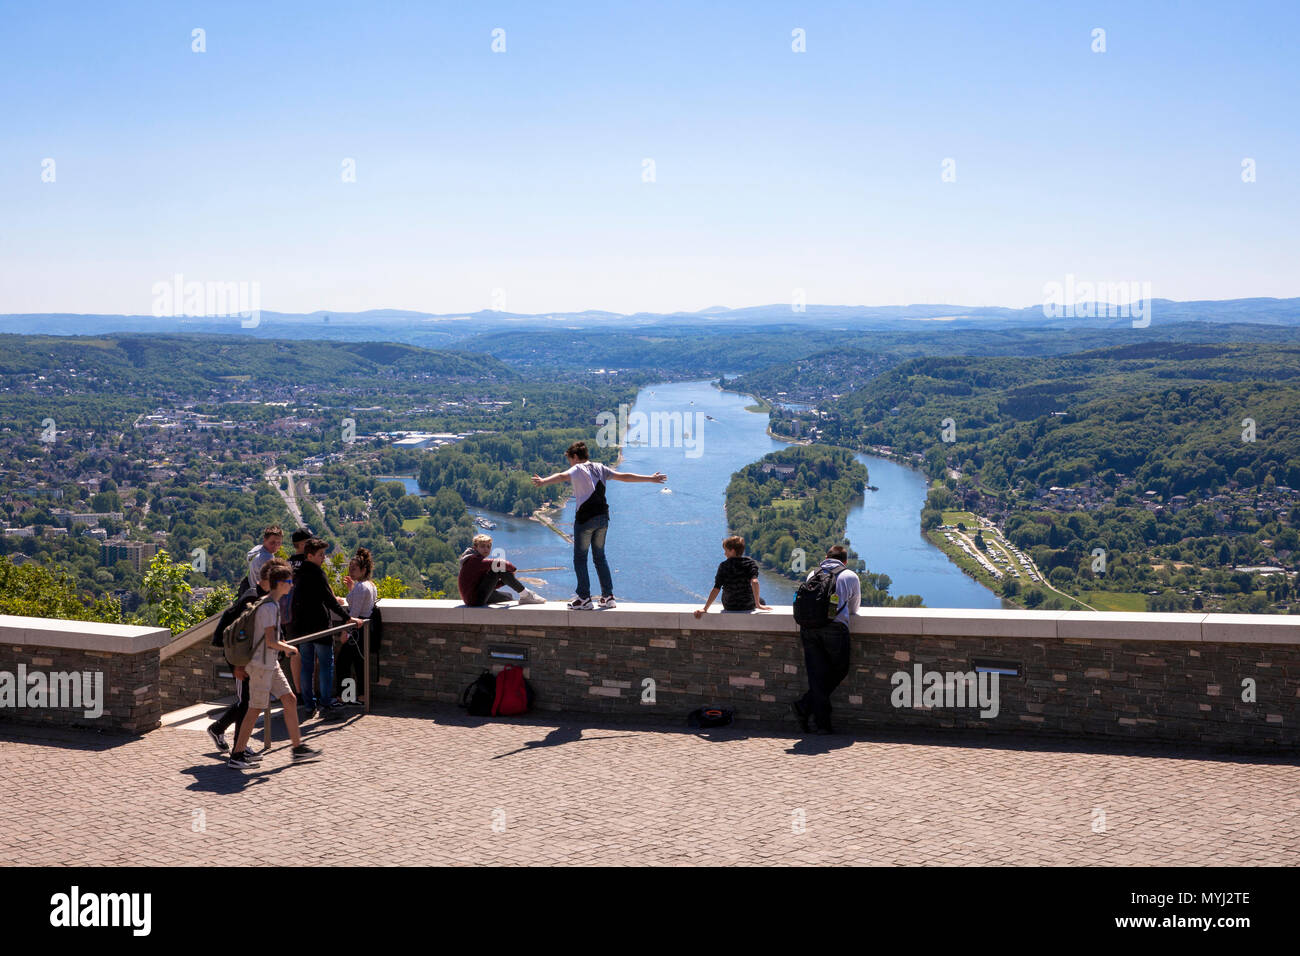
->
[1, 706, 1297, 865]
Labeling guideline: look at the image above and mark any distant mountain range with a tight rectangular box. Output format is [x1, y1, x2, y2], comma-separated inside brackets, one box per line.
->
[2, 297, 1299, 345]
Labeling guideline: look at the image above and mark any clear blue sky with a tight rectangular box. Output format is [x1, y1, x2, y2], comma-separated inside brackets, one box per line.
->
[1, 0, 1297, 316]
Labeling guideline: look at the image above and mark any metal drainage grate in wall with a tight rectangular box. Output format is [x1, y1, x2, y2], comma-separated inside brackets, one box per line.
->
[488, 644, 529, 662]
[972, 658, 1020, 677]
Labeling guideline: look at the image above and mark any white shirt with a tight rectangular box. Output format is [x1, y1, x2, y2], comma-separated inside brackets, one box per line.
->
[251, 600, 281, 667]
[347, 580, 378, 619]
[564, 461, 610, 508]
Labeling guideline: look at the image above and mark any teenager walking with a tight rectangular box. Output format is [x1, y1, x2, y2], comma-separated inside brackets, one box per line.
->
[206, 560, 276, 754]
[531, 440, 666, 609]
[227, 561, 321, 768]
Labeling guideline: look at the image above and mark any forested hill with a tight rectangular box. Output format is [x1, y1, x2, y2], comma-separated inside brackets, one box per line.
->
[0, 334, 517, 393]
[730, 339, 1300, 614]
[418, 430, 618, 516]
[821, 342, 1300, 491]
[723, 446, 923, 607]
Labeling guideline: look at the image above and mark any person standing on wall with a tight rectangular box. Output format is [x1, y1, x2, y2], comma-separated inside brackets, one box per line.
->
[531, 440, 666, 609]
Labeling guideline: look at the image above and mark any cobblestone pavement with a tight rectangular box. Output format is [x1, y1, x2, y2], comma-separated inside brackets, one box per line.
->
[3, 707, 1298, 866]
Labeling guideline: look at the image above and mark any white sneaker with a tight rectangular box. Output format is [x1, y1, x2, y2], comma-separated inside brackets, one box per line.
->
[598, 595, 617, 609]
[517, 589, 546, 605]
[567, 596, 594, 610]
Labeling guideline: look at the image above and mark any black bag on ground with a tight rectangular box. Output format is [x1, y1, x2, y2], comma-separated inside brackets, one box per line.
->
[688, 706, 734, 728]
[792, 565, 843, 626]
[461, 671, 497, 717]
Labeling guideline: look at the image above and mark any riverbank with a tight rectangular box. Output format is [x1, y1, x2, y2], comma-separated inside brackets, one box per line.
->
[424, 380, 1001, 607]
[530, 500, 573, 543]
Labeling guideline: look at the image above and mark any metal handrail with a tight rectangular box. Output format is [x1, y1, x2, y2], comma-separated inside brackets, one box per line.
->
[258, 617, 371, 751]
[284, 621, 357, 646]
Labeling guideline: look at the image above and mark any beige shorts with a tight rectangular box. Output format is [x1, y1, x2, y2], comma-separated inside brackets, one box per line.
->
[247, 660, 293, 709]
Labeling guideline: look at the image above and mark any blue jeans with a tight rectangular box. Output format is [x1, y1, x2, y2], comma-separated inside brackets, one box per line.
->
[573, 514, 613, 599]
[298, 641, 335, 711]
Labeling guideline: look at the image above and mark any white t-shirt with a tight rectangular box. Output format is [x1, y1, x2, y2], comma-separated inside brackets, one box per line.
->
[565, 461, 611, 509]
[347, 580, 378, 619]
[251, 599, 281, 667]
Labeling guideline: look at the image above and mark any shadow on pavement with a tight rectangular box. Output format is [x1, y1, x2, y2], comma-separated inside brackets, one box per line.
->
[491, 724, 640, 758]
[366, 701, 1300, 766]
[8, 700, 1300, 769]
[177, 707, 356, 793]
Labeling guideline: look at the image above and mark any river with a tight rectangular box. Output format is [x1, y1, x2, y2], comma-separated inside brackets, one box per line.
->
[396, 380, 1001, 608]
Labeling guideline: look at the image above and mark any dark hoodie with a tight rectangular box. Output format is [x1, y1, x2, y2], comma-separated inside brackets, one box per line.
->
[458, 547, 516, 605]
[291, 558, 350, 643]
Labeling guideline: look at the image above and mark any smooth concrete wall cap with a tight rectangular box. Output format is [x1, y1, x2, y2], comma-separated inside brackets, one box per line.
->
[373, 600, 1300, 646]
[919, 608, 1062, 639]
[159, 613, 220, 661]
[0, 614, 172, 654]
[377, 600, 465, 625]
[1202, 613, 1300, 645]
[849, 608, 927, 636]
[566, 603, 689, 630]
[457, 603, 571, 628]
[682, 608, 797, 633]
[1057, 611, 1206, 643]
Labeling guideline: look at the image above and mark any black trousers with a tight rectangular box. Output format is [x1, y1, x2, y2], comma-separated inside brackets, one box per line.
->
[210, 674, 249, 735]
[473, 569, 525, 606]
[797, 622, 851, 730]
[335, 629, 366, 702]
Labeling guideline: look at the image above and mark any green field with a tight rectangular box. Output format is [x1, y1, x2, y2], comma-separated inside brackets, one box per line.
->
[1074, 591, 1149, 612]
[941, 510, 978, 527]
[769, 497, 805, 511]
[401, 517, 430, 532]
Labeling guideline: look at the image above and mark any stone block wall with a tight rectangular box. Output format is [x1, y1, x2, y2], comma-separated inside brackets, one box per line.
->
[159, 620, 232, 712]
[374, 602, 1300, 751]
[0, 631, 167, 735]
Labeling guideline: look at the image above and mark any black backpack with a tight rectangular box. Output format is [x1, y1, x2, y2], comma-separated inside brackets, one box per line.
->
[792, 565, 844, 626]
[461, 671, 497, 717]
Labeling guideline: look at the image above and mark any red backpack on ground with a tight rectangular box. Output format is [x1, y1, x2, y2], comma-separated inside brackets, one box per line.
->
[492, 665, 531, 717]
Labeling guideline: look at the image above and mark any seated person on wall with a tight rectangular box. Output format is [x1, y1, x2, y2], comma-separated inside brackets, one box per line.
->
[695, 535, 771, 618]
[458, 534, 546, 607]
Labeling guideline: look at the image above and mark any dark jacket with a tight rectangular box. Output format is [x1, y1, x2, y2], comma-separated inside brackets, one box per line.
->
[291, 559, 349, 644]
[458, 547, 515, 605]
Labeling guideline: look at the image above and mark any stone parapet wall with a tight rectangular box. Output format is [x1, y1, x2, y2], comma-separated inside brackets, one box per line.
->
[374, 602, 1300, 750]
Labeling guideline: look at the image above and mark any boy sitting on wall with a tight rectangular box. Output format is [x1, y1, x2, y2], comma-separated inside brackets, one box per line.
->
[694, 535, 771, 617]
[458, 534, 546, 607]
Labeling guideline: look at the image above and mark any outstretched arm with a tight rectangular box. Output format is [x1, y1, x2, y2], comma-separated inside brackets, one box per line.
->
[531, 471, 571, 487]
[607, 469, 667, 484]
